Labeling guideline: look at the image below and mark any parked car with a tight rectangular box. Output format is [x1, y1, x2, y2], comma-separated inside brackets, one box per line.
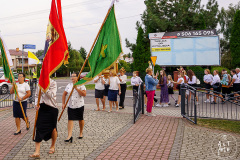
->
[0, 72, 29, 94]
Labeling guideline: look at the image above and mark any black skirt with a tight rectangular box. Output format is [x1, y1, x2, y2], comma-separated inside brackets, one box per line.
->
[168, 87, 174, 94]
[95, 89, 104, 99]
[104, 84, 109, 96]
[13, 101, 27, 119]
[233, 83, 240, 92]
[34, 103, 58, 143]
[68, 106, 84, 121]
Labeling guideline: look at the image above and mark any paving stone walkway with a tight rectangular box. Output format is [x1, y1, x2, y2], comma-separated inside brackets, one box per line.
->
[1, 102, 240, 160]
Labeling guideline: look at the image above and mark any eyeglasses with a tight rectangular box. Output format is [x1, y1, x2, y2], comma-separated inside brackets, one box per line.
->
[18, 76, 24, 78]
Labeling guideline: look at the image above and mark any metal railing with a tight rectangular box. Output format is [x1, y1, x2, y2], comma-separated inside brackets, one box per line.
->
[181, 84, 240, 124]
[133, 83, 144, 123]
[0, 80, 36, 109]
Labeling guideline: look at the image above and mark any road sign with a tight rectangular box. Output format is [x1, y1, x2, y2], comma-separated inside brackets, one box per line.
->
[23, 44, 36, 49]
[151, 56, 157, 66]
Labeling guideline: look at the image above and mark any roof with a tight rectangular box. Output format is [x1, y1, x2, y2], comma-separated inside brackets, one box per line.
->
[9, 49, 28, 56]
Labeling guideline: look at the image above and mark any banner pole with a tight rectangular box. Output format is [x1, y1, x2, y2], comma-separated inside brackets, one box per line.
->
[58, 5, 114, 122]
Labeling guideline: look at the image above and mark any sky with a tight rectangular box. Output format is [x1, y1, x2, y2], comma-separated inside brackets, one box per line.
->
[0, 0, 238, 55]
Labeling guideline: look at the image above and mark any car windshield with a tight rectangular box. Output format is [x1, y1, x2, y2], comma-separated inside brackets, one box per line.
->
[14, 74, 18, 79]
[0, 73, 3, 78]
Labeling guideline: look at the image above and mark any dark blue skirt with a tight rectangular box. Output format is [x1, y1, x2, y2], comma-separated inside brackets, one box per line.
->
[108, 90, 118, 101]
[13, 101, 27, 118]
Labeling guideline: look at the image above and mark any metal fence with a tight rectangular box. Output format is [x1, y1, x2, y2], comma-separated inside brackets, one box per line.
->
[0, 80, 36, 109]
[133, 83, 144, 123]
[181, 84, 240, 124]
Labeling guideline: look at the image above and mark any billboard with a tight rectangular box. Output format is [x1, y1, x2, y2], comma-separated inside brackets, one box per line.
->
[149, 29, 220, 66]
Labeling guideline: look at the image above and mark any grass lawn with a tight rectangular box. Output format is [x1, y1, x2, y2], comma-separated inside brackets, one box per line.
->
[197, 118, 240, 134]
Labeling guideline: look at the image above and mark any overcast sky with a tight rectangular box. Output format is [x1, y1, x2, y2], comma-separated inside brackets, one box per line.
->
[0, 0, 238, 55]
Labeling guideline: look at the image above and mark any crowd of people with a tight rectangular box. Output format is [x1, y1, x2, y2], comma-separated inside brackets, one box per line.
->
[9, 66, 240, 157]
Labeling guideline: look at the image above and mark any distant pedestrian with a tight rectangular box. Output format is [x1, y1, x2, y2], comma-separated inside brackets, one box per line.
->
[108, 70, 121, 112]
[131, 71, 142, 95]
[94, 72, 105, 111]
[156, 70, 169, 107]
[145, 68, 159, 116]
[211, 70, 223, 104]
[167, 75, 177, 105]
[203, 69, 213, 103]
[62, 72, 86, 143]
[10, 73, 31, 135]
[173, 72, 184, 107]
[221, 69, 231, 101]
[187, 70, 199, 104]
[118, 68, 127, 109]
[228, 69, 240, 102]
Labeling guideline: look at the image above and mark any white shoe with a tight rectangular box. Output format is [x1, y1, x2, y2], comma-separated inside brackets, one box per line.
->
[204, 99, 210, 103]
[156, 104, 162, 107]
[175, 104, 179, 107]
[163, 104, 169, 107]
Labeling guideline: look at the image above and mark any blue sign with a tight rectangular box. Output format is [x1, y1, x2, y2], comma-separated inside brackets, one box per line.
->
[23, 44, 36, 49]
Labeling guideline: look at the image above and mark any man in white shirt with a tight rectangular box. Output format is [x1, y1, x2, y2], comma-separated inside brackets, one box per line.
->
[93, 72, 106, 111]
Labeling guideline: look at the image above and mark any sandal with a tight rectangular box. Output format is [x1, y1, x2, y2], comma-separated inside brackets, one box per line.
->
[29, 154, 40, 159]
[49, 148, 55, 154]
[94, 108, 100, 111]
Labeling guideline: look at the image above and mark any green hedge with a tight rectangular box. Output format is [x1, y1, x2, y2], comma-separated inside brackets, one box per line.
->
[210, 67, 230, 74]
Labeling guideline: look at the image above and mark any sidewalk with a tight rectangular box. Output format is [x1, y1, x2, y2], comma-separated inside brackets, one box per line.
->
[1, 104, 240, 160]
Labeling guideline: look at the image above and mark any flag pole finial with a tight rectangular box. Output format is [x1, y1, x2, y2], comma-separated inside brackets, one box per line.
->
[110, 0, 119, 8]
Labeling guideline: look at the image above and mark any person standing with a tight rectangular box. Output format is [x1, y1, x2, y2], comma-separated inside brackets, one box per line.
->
[108, 70, 121, 112]
[131, 71, 142, 95]
[211, 70, 223, 104]
[167, 75, 177, 105]
[30, 79, 58, 158]
[173, 72, 184, 107]
[10, 73, 31, 135]
[93, 72, 105, 111]
[187, 70, 199, 104]
[32, 69, 37, 88]
[228, 69, 240, 102]
[145, 68, 159, 116]
[62, 72, 86, 143]
[221, 69, 231, 101]
[203, 69, 213, 103]
[118, 68, 127, 109]
[156, 70, 169, 107]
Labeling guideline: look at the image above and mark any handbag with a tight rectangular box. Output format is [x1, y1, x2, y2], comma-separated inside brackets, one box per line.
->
[212, 83, 221, 89]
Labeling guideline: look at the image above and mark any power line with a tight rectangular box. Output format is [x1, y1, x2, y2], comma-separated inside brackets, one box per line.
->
[0, 0, 137, 22]
[3, 14, 141, 37]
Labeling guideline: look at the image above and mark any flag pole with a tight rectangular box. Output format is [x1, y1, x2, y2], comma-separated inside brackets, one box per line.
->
[0, 38, 29, 129]
[58, 5, 114, 121]
[32, 89, 41, 140]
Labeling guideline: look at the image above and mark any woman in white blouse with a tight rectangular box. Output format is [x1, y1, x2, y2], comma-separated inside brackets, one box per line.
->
[228, 69, 240, 102]
[94, 72, 105, 111]
[131, 71, 142, 95]
[108, 70, 121, 112]
[10, 73, 31, 135]
[187, 70, 199, 104]
[62, 72, 86, 143]
[203, 69, 213, 103]
[118, 68, 127, 109]
[211, 70, 223, 104]
[173, 72, 184, 107]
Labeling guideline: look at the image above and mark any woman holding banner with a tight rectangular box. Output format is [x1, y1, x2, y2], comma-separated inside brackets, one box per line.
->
[62, 72, 86, 143]
[10, 73, 31, 135]
[30, 79, 58, 158]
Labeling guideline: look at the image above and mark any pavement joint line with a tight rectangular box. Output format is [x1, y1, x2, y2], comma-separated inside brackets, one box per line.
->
[169, 118, 184, 160]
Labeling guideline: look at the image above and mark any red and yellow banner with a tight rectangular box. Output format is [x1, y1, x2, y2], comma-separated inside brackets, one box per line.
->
[39, 0, 69, 92]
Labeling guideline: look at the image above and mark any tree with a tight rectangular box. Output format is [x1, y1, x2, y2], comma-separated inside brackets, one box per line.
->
[128, 53, 131, 58]
[118, 60, 131, 72]
[230, 10, 240, 68]
[141, 0, 218, 34]
[35, 50, 44, 58]
[123, 54, 128, 60]
[79, 47, 87, 60]
[132, 26, 151, 73]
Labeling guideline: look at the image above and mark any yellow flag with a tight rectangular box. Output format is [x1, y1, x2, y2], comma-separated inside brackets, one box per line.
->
[28, 51, 39, 65]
